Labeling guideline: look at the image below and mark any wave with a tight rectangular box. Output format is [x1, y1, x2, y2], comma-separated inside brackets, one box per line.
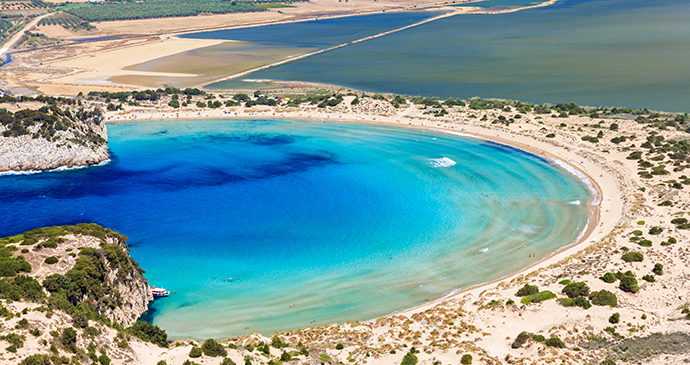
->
[569, 200, 581, 205]
[547, 158, 599, 206]
[428, 157, 456, 168]
[0, 159, 111, 177]
[479, 247, 489, 253]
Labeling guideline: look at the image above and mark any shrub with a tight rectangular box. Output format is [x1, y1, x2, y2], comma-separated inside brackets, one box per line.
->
[649, 227, 663, 235]
[531, 334, 546, 342]
[44, 256, 58, 264]
[221, 358, 236, 365]
[574, 296, 592, 309]
[189, 347, 202, 358]
[638, 239, 652, 247]
[622, 252, 643, 262]
[521, 291, 556, 304]
[19, 354, 53, 365]
[631, 230, 643, 236]
[400, 349, 418, 365]
[280, 351, 291, 362]
[671, 218, 688, 225]
[642, 274, 655, 282]
[619, 275, 639, 293]
[558, 298, 575, 307]
[461, 354, 473, 364]
[201, 338, 227, 357]
[600, 273, 617, 283]
[558, 279, 571, 285]
[601, 359, 616, 365]
[653, 263, 663, 275]
[658, 200, 673, 206]
[335, 343, 344, 350]
[157, 362, 167, 365]
[590, 290, 618, 307]
[60, 327, 77, 353]
[511, 331, 530, 349]
[515, 284, 539, 297]
[545, 337, 566, 348]
[563, 282, 590, 298]
[98, 354, 111, 365]
[128, 321, 168, 348]
[609, 313, 620, 324]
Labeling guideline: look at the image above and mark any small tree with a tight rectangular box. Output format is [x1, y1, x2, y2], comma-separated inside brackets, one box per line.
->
[511, 331, 530, 349]
[515, 284, 539, 297]
[600, 272, 617, 283]
[461, 354, 473, 364]
[621, 252, 643, 262]
[189, 347, 202, 358]
[589, 290, 618, 307]
[545, 337, 566, 348]
[563, 282, 590, 298]
[619, 276, 639, 293]
[202, 338, 227, 357]
[609, 313, 620, 324]
[653, 263, 663, 275]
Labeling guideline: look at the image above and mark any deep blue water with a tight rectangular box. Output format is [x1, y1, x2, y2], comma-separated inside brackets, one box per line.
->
[205, 0, 690, 112]
[0, 119, 590, 339]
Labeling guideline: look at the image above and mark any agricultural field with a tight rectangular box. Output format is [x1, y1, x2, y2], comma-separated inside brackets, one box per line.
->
[64, 0, 307, 22]
[37, 13, 95, 31]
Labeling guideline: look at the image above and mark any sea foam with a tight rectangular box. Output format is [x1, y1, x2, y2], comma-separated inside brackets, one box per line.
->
[428, 157, 456, 168]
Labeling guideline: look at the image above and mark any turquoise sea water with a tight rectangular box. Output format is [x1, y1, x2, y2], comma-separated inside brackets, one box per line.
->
[205, 0, 690, 112]
[0, 119, 590, 339]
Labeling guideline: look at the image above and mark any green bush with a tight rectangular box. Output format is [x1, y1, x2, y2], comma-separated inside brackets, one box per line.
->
[98, 354, 111, 365]
[600, 272, 617, 283]
[589, 290, 618, 307]
[189, 347, 202, 358]
[128, 321, 168, 348]
[511, 331, 530, 349]
[19, 354, 53, 365]
[545, 337, 566, 348]
[202, 338, 227, 357]
[622, 252, 644, 262]
[671, 218, 688, 225]
[620, 275, 639, 293]
[558, 298, 575, 307]
[653, 263, 663, 275]
[335, 343, 344, 350]
[609, 313, 620, 324]
[563, 282, 590, 298]
[60, 327, 77, 353]
[574, 296, 592, 309]
[461, 354, 473, 364]
[649, 227, 663, 235]
[515, 284, 539, 297]
[280, 351, 291, 362]
[558, 279, 571, 285]
[221, 358, 236, 365]
[601, 359, 616, 365]
[631, 230, 643, 236]
[531, 334, 545, 342]
[521, 291, 556, 304]
[400, 348, 418, 365]
[44, 256, 58, 265]
[642, 274, 655, 282]
[638, 239, 652, 247]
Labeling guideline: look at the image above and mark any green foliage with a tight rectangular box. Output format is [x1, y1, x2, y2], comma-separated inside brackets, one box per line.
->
[558, 298, 575, 307]
[335, 343, 344, 350]
[99, 354, 111, 365]
[521, 291, 556, 304]
[574, 296, 592, 309]
[642, 274, 655, 282]
[609, 313, 620, 324]
[44, 256, 58, 265]
[60, 327, 78, 353]
[600, 272, 617, 283]
[460, 354, 473, 364]
[589, 290, 618, 307]
[658, 200, 673, 206]
[601, 360, 616, 365]
[189, 346, 202, 358]
[400, 348, 418, 365]
[511, 331, 530, 348]
[648, 227, 663, 235]
[515, 284, 539, 297]
[545, 337, 566, 348]
[221, 358, 236, 365]
[280, 351, 291, 361]
[627, 151, 643, 160]
[558, 279, 571, 285]
[532, 334, 546, 342]
[622, 252, 643, 262]
[201, 338, 227, 357]
[563, 282, 590, 298]
[620, 275, 639, 293]
[0, 332, 25, 348]
[653, 263, 663, 275]
[19, 354, 53, 365]
[0, 275, 45, 302]
[128, 321, 168, 348]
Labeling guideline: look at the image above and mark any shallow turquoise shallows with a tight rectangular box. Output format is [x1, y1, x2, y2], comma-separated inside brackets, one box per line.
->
[0, 119, 590, 339]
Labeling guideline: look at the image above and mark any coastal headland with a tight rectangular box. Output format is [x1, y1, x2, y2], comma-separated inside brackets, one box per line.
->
[2, 89, 690, 364]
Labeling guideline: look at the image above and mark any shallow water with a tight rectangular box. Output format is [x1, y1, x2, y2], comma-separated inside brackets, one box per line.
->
[206, 0, 690, 112]
[0, 119, 590, 339]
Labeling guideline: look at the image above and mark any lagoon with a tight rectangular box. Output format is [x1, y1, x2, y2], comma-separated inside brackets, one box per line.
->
[0, 119, 590, 339]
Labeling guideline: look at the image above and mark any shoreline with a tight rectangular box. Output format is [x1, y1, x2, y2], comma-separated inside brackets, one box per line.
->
[103, 106, 619, 335]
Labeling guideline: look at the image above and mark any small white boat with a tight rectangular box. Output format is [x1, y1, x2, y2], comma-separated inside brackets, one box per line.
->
[151, 286, 170, 298]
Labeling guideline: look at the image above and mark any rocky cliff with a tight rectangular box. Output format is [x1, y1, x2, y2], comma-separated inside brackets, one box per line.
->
[2, 224, 152, 328]
[0, 98, 110, 173]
